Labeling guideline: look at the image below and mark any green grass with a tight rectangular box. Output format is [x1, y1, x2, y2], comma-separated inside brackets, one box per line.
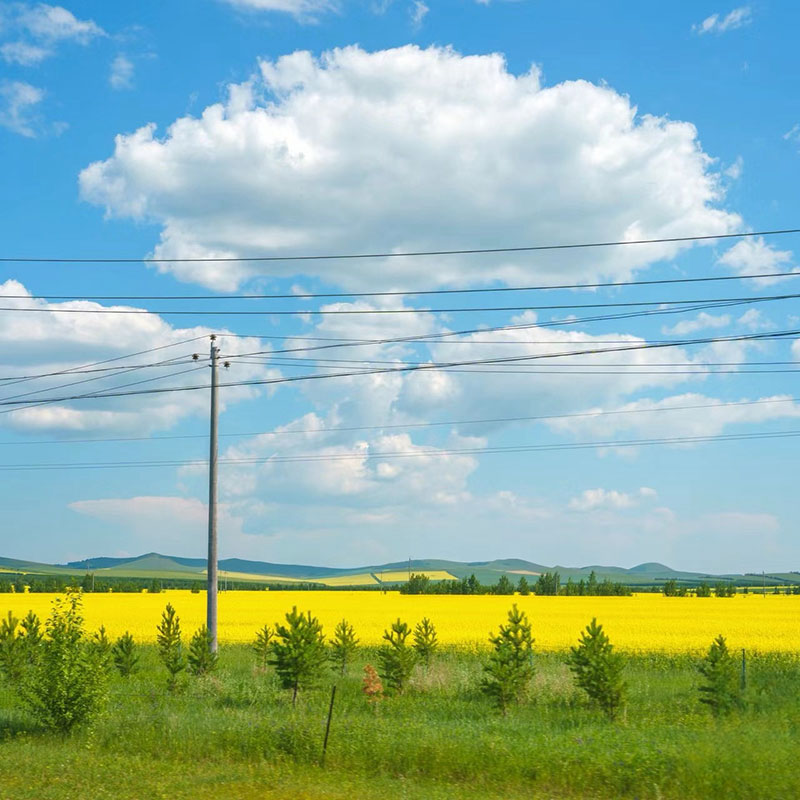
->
[1, 647, 799, 799]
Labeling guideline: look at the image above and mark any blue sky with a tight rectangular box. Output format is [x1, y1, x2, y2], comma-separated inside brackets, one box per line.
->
[0, 1, 799, 572]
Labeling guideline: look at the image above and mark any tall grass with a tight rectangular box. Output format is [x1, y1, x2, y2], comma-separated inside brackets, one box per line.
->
[1, 646, 799, 799]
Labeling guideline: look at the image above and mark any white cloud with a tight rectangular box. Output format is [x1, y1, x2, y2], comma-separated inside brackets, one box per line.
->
[718, 237, 797, 285]
[80, 44, 740, 291]
[109, 54, 134, 90]
[410, 0, 428, 27]
[662, 311, 731, 336]
[220, 0, 337, 21]
[737, 308, 774, 331]
[0, 40, 49, 65]
[693, 7, 752, 35]
[0, 279, 279, 435]
[724, 155, 743, 179]
[0, 4, 104, 65]
[0, 80, 43, 137]
[784, 123, 800, 143]
[569, 487, 656, 511]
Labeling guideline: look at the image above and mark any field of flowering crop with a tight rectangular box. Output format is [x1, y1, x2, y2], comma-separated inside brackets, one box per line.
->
[2, 590, 798, 652]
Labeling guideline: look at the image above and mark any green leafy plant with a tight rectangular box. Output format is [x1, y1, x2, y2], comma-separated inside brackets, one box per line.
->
[378, 618, 417, 694]
[412, 617, 438, 666]
[253, 624, 273, 670]
[111, 632, 139, 677]
[269, 606, 328, 704]
[567, 617, 626, 719]
[330, 619, 359, 676]
[20, 591, 108, 732]
[187, 625, 218, 676]
[698, 634, 742, 715]
[481, 604, 535, 714]
[156, 603, 186, 691]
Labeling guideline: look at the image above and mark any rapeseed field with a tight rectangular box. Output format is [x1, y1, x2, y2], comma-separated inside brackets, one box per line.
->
[2, 590, 798, 652]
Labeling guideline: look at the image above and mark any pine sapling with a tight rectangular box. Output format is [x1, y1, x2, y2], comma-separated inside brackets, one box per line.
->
[413, 617, 439, 666]
[253, 624, 273, 670]
[378, 618, 417, 694]
[19, 610, 42, 665]
[156, 603, 186, 691]
[187, 625, 218, 676]
[481, 604, 535, 714]
[567, 617, 626, 719]
[111, 632, 139, 677]
[698, 634, 742, 715]
[0, 611, 24, 683]
[269, 606, 328, 705]
[90, 625, 113, 671]
[330, 618, 359, 676]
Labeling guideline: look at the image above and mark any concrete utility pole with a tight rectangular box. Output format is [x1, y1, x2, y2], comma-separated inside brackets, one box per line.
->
[207, 335, 220, 652]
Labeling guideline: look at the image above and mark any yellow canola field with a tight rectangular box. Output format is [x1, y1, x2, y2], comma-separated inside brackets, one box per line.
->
[2, 591, 798, 653]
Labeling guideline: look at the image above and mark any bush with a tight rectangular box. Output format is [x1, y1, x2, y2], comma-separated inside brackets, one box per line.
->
[330, 619, 359, 676]
[481, 604, 535, 713]
[187, 625, 218, 676]
[253, 624, 273, 670]
[413, 617, 438, 666]
[156, 603, 186, 691]
[698, 634, 742, 715]
[111, 632, 139, 677]
[0, 611, 25, 683]
[567, 617, 626, 719]
[269, 606, 328, 704]
[378, 618, 417, 694]
[20, 591, 108, 732]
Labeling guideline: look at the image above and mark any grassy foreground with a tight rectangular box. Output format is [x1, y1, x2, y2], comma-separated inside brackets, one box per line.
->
[1, 646, 799, 799]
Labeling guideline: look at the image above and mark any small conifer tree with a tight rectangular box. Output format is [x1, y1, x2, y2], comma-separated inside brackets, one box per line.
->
[567, 617, 626, 719]
[481, 604, 535, 714]
[412, 617, 439, 666]
[156, 603, 186, 691]
[0, 611, 25, 683]
[517, 576, 530, 596]
[111, 632, 139, 677]
[19, 611, 42, 664]
[253, 624, 273, 670]
[269, 606, 328, 704]
[187, 625, 218, 676]
[90, 625, 113, 671]
[698, 634, 742, 715]
[378, 618, 417, 694]
[330, 618, 359, 675]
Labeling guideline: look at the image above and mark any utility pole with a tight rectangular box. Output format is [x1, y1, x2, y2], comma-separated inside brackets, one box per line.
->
[207, 335, 220, 653]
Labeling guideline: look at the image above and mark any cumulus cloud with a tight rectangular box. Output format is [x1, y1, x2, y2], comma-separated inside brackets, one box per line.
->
[718, 237, 797, 285]
[662, 312, 731, 336]
[80, 45, 740, 291]
[693, 7, 752, 35]
[0, 279, 279, 436]
[0, 3, 104, 65]
[109, 54, 135, 90]
[0, 80, 44, 137]
[569, 487, 656, 511]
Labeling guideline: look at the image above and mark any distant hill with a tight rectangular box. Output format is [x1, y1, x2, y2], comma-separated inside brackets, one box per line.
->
[1, 552, 795, 588]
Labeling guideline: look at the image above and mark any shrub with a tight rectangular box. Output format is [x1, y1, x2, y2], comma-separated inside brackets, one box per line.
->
[378, 618, 417, 694]
[567, 617, 626, 719]
[111, 632, 139, 677]
[698, 634, 742, 715]
[19, 611, 42, 664]
[269, 606, 328, 704]
[330, 619, 359, 676]
[20, 591, 107, 732]
[187, 625, 218, 676]
[413, 617, 439, 666]
[253, 624, 273, 670]
[481, 604, 535, 713]
[156, 603, 186, 691]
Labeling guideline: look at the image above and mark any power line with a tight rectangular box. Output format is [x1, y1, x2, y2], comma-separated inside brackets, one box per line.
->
[1, 227, 798, 264]
[1, 291, 800, 315]
[1, 327, 797, 408]
[0, 395, 796, 447]
[2, 427, 799, 471]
